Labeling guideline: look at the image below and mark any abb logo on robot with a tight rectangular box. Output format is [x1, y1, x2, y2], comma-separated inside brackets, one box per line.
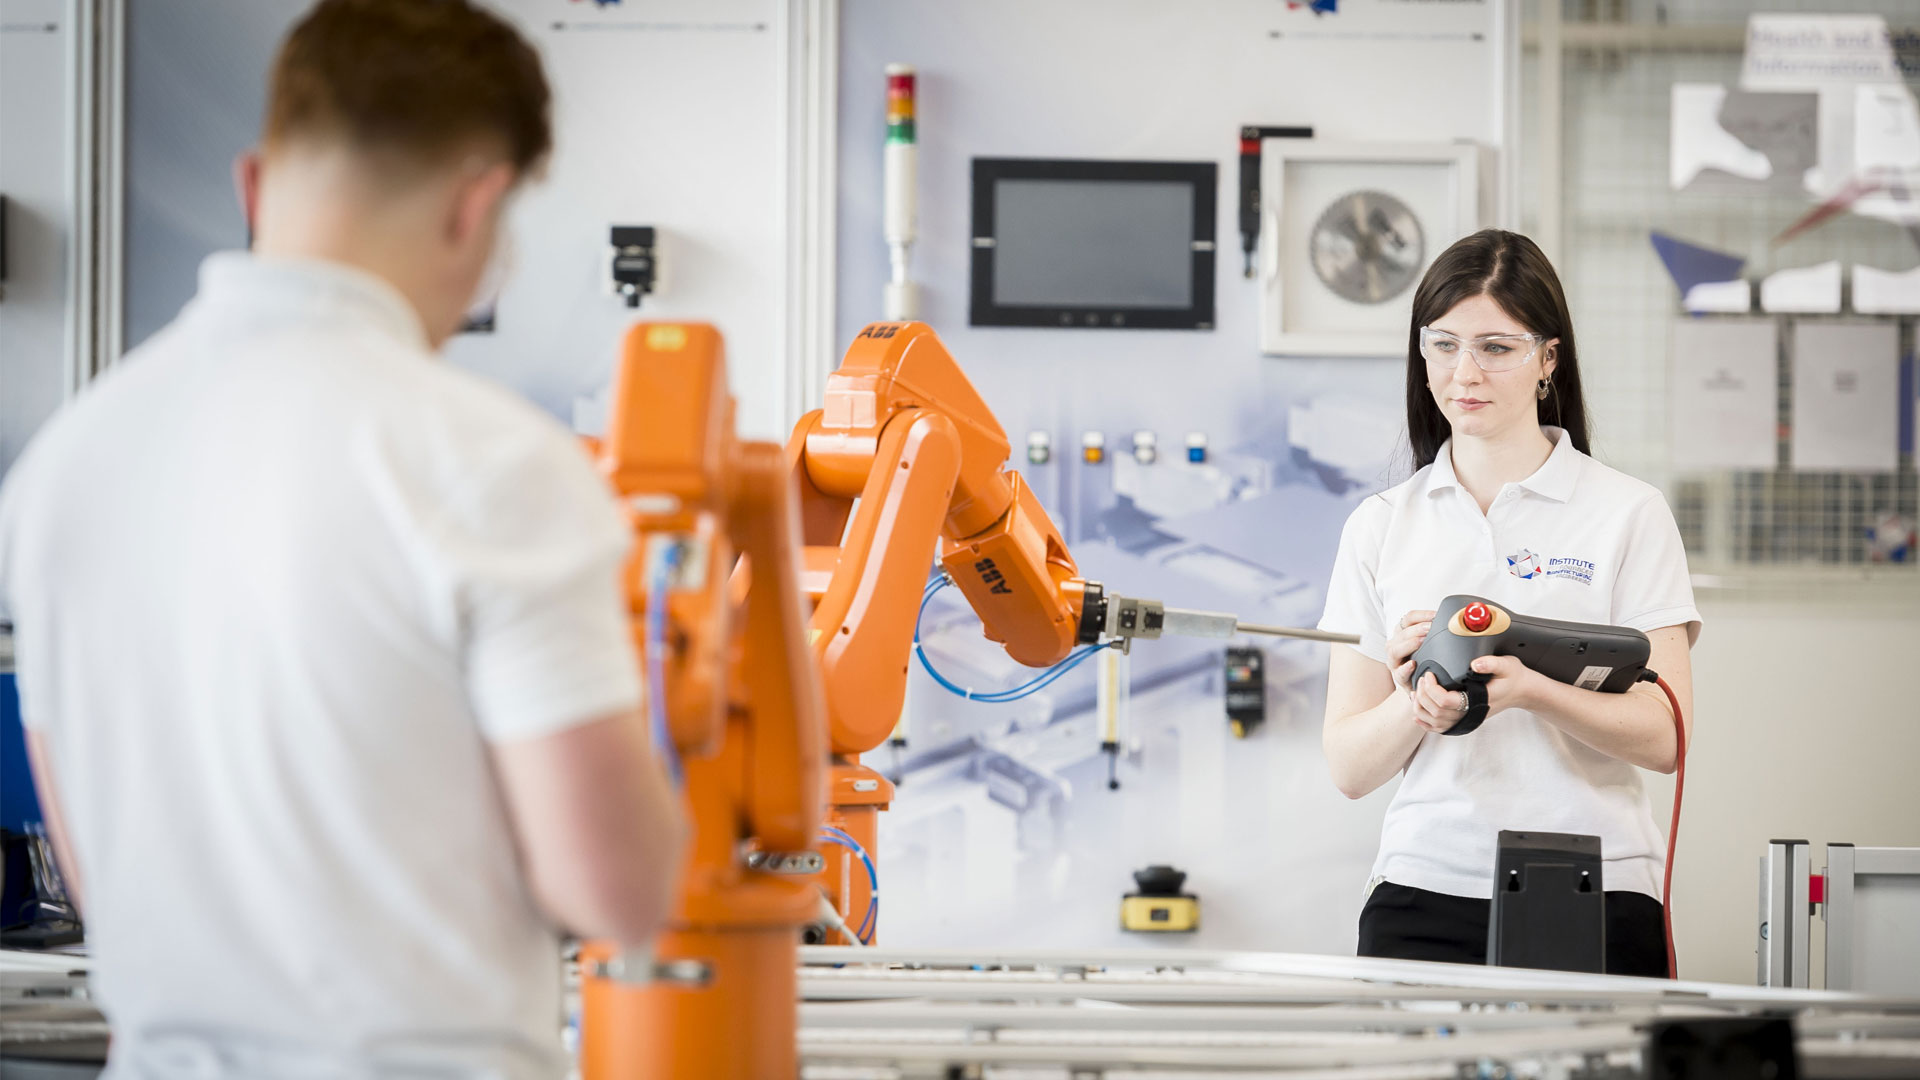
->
[973, 559, 1012, 595]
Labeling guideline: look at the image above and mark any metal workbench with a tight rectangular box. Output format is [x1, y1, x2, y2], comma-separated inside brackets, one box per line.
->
[793, 946, 1920, 1078]
[7, 946, 1919, 1077]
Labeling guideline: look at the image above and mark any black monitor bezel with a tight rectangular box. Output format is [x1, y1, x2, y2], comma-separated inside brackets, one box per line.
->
[969, 158, 1217, 331]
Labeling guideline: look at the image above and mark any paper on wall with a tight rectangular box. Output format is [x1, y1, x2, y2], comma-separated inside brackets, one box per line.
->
[1739, 14, 1902, 202]
[1718, 90, 1821, 192]
[1670, 319, 1778, 472]
[1791, 321, 1901, 472]
[1671, 84, 1771, 189]
[1682, 280, 1752, 314]
[1853, 265, 1920, 315]
[1741, 15, 1901, 88]
[1760, 261, 1842, 314]
[1854, 84, 1920, 174]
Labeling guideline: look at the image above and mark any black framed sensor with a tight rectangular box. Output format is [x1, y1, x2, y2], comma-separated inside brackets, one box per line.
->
[970, 158, 1217, 330]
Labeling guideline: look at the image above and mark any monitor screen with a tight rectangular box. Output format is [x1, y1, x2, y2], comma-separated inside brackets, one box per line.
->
[970, 159, 1216, 330]
[990, 179, 1195, 309]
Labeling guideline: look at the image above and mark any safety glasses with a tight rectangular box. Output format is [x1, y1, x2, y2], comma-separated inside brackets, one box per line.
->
[1419, 326, 1548, 373]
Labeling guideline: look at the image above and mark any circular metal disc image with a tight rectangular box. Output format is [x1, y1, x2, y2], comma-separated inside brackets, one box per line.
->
[1309, 189, 1426, 305]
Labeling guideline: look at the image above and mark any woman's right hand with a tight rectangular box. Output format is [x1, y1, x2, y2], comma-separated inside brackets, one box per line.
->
[1386, 609, 1436, 696]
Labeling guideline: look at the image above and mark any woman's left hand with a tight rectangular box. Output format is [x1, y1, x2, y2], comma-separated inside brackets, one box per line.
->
[1465, 655, 1544, 720]
[1409, 656, 1543, 734]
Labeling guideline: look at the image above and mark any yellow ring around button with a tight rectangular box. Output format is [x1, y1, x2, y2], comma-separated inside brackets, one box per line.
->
[1448, 604, 1512, 638]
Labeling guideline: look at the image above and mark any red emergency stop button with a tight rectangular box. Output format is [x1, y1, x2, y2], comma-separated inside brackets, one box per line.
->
[1463, 602, 1493, 632]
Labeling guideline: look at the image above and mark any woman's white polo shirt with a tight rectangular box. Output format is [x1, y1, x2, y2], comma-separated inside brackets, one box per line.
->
[1319, 427, 1701, 901]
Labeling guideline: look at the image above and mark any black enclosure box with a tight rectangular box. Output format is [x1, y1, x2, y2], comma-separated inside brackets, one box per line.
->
[1488, 830, 1605, 974]
[969, 158, 1216, 330]
[1646, 1016, 1800, 1080]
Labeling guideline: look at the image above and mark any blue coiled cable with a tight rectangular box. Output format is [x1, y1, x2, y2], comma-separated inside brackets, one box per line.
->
[913, 577, 1117, 704]
[645, 543, 684, 786]
[818, 824, 879, 943]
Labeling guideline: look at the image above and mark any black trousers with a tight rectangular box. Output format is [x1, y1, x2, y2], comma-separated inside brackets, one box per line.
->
[1358, 881, 1668, 978]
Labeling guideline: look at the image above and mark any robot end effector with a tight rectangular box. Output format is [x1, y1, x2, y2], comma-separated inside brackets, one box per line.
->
[934, 502, 1358, 657]
[1060, 583, 1363, 654]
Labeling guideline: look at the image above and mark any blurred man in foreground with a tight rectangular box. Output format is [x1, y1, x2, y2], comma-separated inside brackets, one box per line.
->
[0, 2, 682, 1075]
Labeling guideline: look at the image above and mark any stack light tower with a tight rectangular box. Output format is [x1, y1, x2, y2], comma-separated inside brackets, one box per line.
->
[883, 64, 919, 321]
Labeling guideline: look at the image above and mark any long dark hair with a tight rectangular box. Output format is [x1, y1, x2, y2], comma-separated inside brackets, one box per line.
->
[1405, 229, 1592, 470]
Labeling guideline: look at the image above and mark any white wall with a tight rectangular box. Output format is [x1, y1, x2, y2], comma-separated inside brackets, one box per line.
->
[838, 0, 1510, 957]
[121, 1, 299, 355]
[450, 0, 794, 439]
[1530, 10, 1920, 984]
[16, 0, 1915, 986]
[838, 0, 1920, 985]
[836, 0, 1508, 453]
[1648, 594, 1920, 986]
[115, 0, 797, 440]
[0, 0, 74, 477]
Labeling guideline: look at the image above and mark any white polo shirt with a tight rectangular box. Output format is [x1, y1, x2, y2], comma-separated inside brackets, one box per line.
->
[0, 253, 643, 1079]
[1318, 428, 1700, 902]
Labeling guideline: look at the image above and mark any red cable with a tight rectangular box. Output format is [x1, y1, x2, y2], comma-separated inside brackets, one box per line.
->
[1655, 674, 1686, 980]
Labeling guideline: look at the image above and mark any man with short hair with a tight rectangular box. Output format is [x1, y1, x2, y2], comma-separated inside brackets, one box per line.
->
[0, 2, 682, 1075]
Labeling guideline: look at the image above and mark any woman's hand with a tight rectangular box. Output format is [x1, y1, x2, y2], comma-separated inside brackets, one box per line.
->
[1409, 655, 1546, 734]
[1386, 609, 1436, 696]
[1410, 671, 1472, 734]
[1467, 655, 1546, 720]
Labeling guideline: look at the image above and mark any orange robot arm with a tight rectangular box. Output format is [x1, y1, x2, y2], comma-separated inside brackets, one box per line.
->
[788, 321, 1109, 758]
[787, 321, 1339, 950]
[597, 322, 823, 851]
[581, 323, 827, 1080]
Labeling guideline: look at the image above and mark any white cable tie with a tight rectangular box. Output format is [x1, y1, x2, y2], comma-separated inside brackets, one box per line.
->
[815, 891, 868, 948]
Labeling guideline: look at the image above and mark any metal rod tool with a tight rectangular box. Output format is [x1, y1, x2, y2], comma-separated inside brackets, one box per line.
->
[1103, 599, 1361, 648]
[1233, 622, 1361, 645]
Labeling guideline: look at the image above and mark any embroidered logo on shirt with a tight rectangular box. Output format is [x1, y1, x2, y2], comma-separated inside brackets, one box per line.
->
[1507, 548, 1596, 585]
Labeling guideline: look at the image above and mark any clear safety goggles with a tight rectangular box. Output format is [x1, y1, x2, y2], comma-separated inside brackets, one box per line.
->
[1419, 326, 1548, 373]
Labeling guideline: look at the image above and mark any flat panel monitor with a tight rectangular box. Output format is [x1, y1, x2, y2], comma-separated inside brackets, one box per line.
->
[970, 159, 1216, 330]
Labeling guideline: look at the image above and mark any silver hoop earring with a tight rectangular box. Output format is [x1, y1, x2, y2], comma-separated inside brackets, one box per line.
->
[1536, 379, 1550, 401]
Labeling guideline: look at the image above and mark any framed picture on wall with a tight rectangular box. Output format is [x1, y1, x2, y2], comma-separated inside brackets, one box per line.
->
[1258, 141, 1480, 358]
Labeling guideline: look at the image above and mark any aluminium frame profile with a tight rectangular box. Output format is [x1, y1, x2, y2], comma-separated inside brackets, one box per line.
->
[1824, 844, 1920, 993]
[1758, 839, 1813, 988]
[800, 945, 1911, 1010]
[795, 945, 1920, 1076]
[63, 0, 126, 395]
[776, 0, 838, 435]
[1757, 842, 1920, 992]
[798, 1022, 1649, 1073]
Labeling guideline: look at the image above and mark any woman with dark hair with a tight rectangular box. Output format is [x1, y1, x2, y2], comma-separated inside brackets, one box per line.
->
[1316, 229, 1699, 977]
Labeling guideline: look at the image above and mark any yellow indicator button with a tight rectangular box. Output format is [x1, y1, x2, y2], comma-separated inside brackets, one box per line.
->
[645, 324, 689, 351]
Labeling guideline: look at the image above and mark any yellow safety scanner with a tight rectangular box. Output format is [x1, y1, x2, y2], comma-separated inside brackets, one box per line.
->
[1121, 866, 1199, 933]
